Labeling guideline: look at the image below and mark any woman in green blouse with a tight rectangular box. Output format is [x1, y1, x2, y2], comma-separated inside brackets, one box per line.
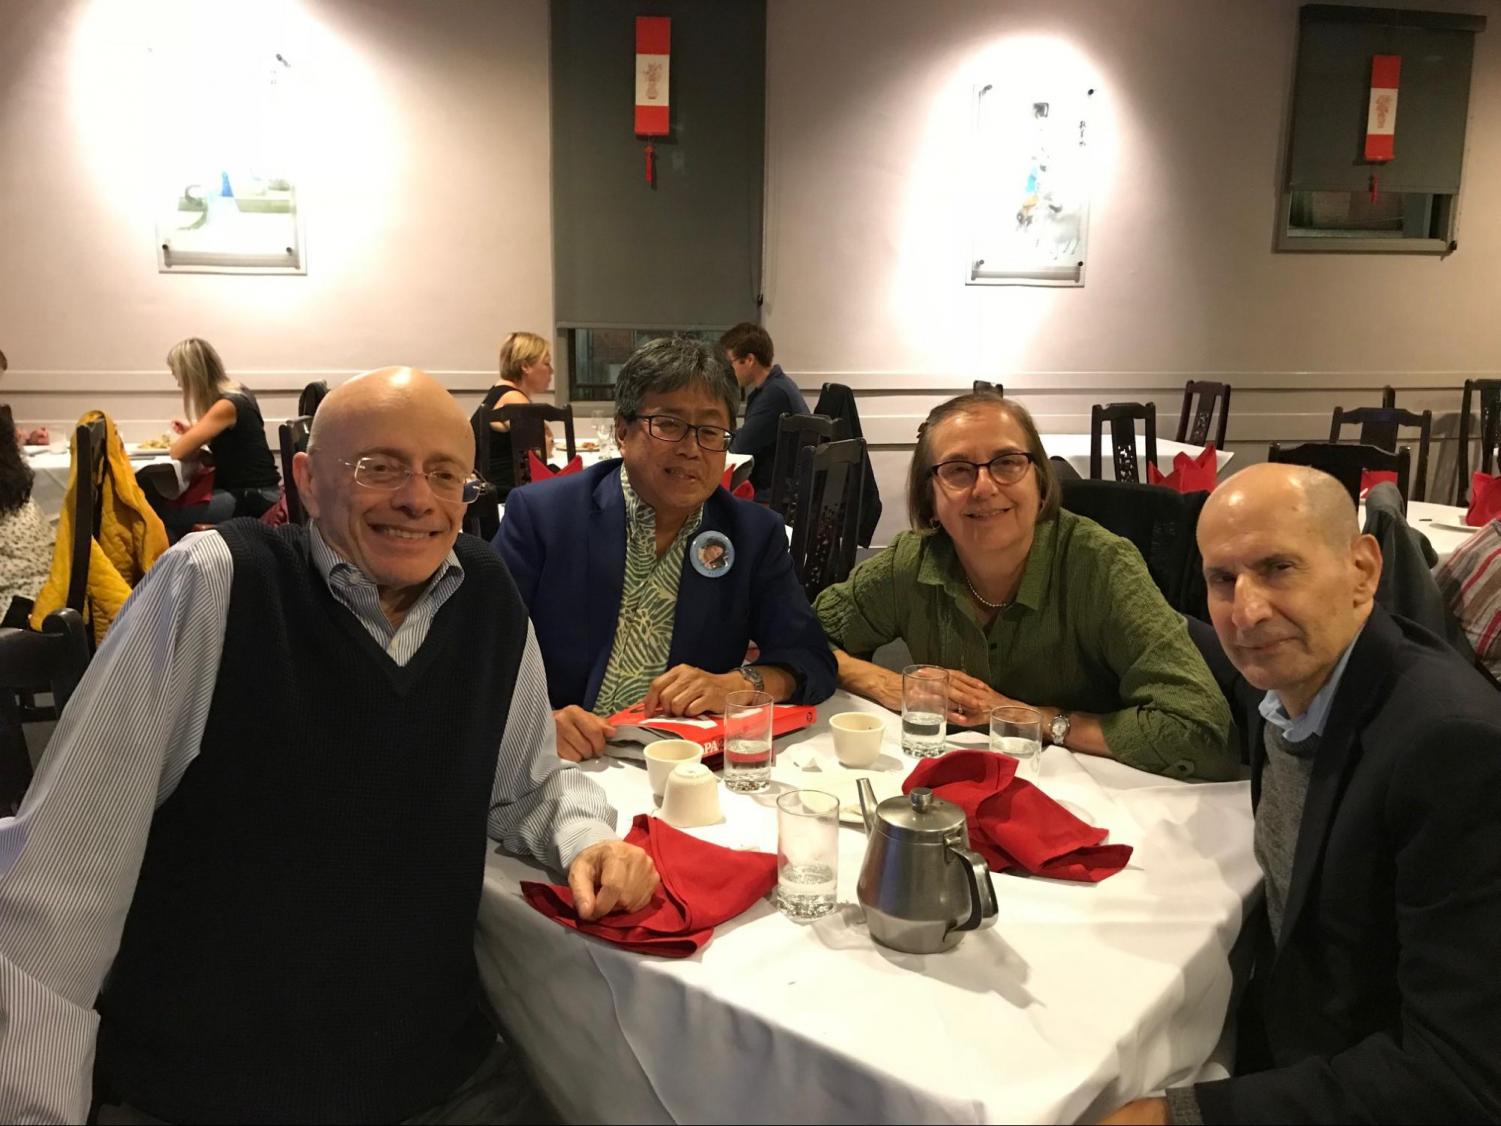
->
[813, 391, 1237, 781]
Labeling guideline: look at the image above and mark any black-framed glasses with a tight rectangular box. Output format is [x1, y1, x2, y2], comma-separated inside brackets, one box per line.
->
[931, 450, 1036, 489]
[339, 457, 488, 503]
[634, 414, 735, 453]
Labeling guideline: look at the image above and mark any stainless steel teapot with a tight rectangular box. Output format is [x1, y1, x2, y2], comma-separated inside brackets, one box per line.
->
[855, 780, 998, 954]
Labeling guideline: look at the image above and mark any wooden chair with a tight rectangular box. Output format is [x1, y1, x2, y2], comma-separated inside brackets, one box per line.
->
[789, 437, 867, 601]
[1329, 406, 1432, 502]
[1090, 402, 1157, 483]
[1268, 441, 1411, 505]
[811, 382, 882, 547]
[65, 419, 108, 618]
[1457, 379, 1501, 505]
[278, 416, 313, 525]
[489, 403, 577, 491]
[768, 413, 845, 522]
[1175, 381, 1231, 448]
[1381, 385, 1397, 409]
[972, 380, 1005, 397]
[0, 608, 90, 812]
[297, 380, 330, 419]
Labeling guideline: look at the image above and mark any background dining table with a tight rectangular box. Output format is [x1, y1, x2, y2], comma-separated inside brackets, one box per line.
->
[24, 444, 182, 522]
[476, 690, 1259, 1125]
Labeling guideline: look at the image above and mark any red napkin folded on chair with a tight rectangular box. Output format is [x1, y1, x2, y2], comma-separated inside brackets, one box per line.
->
[170, 464, 216, 508]
[526, 451, 585, 482]
[1358, 469, 1398, 499]
[1467, 472, 1501, 527]
[521, 813, 777, 957]
[904, 751, 1132, 882]
[719, 466, 755, 500]
[1145, 442, 1217, 493]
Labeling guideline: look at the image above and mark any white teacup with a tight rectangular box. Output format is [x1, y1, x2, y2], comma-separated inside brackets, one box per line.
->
[643, 740, 703, 798]
[659, 762, 723, 827]
[830, 712, 886, 768]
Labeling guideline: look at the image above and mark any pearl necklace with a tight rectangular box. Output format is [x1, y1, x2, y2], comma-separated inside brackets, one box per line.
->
[965, 574, 1012, 612]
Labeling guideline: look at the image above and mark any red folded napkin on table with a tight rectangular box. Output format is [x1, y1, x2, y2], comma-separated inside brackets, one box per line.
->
[1467, 472, 1501, 527]
[904, 751, 1132, 882]
[526, 451, 585, 482]
[1359, 469, 1398, 499]
[521, 813, 777, 957]
[1146, 442, 1218, 494]
[719, 466, 755, 500]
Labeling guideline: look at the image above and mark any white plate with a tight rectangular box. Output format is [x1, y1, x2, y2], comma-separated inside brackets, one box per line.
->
[814, 770, 905, 825]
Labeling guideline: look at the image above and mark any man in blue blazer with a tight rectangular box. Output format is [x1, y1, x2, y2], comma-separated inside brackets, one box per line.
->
[493, 337, 836, 761]
[1105, 463, 1501, 1125]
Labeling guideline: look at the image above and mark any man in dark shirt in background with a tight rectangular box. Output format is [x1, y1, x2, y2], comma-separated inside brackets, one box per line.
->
[721, 323, 809, 502]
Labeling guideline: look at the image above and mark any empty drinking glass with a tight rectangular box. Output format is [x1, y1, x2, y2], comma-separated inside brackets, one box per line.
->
[776, 789, 839, 919]
[901, 665, 949, 757]
[722, 690, 775, 792]
[990, 705, 1043, 775]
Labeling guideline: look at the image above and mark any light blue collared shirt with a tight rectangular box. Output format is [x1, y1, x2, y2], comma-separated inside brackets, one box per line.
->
[1258, 626, 1365, 744]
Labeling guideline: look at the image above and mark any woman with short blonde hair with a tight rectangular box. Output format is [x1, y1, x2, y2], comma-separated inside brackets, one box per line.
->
[473, 331, 555, 498]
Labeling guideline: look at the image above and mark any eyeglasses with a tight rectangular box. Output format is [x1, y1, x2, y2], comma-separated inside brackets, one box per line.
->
[931, 451, 1036, 490]
[634, 414, 735, 453]
[340, 457, 489, 503]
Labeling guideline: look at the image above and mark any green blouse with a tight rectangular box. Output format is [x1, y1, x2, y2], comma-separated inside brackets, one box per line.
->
[813, 510, 1238, 781]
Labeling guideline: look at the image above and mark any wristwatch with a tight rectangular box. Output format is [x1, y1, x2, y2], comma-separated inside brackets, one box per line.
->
[739, 664, 765, 693]
[1048, 711, 1072, 747]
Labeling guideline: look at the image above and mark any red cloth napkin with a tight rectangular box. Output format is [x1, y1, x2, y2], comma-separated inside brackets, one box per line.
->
[903, 751, 1132, 882]
[1467, 472, 1501, 527]
[1146, 442, 1218, 493]
[170, 464, 216, 508]
[1359, 469, 1399, 499]
[526, 451, 585, 482]
[521, 814, 777, 957]
[719, 466, 755, 500]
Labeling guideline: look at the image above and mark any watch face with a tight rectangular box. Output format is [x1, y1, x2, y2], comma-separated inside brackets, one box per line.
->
[1050, 714, 1069, 741]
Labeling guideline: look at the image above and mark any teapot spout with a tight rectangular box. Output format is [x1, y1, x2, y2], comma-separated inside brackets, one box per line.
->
[856, 777, 878, 835]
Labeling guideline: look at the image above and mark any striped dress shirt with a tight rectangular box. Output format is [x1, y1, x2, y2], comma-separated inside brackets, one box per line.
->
[0, 523, 617, 1124]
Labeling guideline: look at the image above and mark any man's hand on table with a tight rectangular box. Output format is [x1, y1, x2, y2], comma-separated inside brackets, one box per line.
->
[1098, 1097, 1170, 1124]
[568, 839, 659, 920]
[642, 665, 749, 717]
[554, 705, 615, 761]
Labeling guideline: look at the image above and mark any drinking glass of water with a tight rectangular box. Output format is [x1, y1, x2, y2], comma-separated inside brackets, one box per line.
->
[776, 789, 839, 919]
[990, 705, 1042, 775]
[723, 690, 775, 792]
[901, 665, 949, 757]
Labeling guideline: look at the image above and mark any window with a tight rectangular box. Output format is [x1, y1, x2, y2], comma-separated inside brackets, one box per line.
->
[564, 327, 727, 404]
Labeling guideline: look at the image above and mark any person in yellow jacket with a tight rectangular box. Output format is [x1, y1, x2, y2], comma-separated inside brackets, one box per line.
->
[30, 412, 169, 644]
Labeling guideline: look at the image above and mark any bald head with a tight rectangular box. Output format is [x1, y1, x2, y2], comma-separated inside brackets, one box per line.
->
[307, 367, 472, 462]
[1202, 463, 1360, 554]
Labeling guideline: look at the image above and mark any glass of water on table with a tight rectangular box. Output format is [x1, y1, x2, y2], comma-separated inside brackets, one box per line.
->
[722, 690, 775, 792]
[901, 665, 949, 757]
[990, 705, 1043, 775]
[776, 789, 839, 919]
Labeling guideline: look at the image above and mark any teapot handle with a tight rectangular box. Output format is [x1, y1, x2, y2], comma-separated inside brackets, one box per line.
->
[948, 844, 999, 933]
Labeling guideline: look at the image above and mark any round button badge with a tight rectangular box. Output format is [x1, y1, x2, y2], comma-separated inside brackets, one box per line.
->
[689, 530, 735, 578]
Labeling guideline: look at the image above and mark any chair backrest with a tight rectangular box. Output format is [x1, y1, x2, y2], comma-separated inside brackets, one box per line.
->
[789, 437, 866, 601]
[1457, 378, 1501, 505]
[1329, 406, 1432, 502]
[811, 383, 883, 547]
[972, 380, 1005, 397]
[1090, 402, 1157, 483]
[768, 413, 845, 520]
[278, 416, 313, 525]
[65, 419, 108, 615]
[1267, 440, 1411, 505]
[297, 380, 330, 419]
[492, 402, 577, 490]
[0, 608, 90, 810]
[1381, 385, 1397, 409]
[1059, 478, 1206, 618]
[1175, 381, 1230, 448]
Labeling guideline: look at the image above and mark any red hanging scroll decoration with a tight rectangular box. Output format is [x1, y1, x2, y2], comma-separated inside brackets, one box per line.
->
[635, 17, 670, 188]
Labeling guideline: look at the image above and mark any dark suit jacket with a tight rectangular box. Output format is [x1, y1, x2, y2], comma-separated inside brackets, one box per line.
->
[491, 460, 837, 712]
[1196, 607, 1501, 1123]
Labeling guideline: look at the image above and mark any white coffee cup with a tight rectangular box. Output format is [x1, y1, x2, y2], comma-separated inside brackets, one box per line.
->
[830, 712, 886, 768]
[659, 762, 723, 827]
[643, 740, 703, 798]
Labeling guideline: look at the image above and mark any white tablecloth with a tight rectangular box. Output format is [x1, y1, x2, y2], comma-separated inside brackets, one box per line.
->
[477, 692, 1258, 1124]
[1039, 434, 1234, 483]
[24, 446, 182, 521]
[1384, 500, 1479, 566]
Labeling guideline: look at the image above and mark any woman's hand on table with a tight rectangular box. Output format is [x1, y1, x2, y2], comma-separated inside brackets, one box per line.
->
[944, 670, 1033, 728]
[554, 705, 615, 761]
[568, 839, 659, 920]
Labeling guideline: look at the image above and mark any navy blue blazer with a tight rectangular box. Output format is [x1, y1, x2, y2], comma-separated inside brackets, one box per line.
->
[492, 460, 837, 712]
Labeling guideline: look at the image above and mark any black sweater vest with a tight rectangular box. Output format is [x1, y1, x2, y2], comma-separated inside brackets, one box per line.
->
[96, 522, 528, 1124]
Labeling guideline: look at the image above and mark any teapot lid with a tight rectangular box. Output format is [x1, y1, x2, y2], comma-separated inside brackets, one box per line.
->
[876, 786, 966, 839]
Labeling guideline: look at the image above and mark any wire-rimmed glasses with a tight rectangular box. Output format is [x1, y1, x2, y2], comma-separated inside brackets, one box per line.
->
[339, 457, 488, 503]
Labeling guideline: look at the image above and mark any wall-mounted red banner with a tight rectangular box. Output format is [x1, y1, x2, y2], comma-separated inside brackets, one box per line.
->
[635, 17, 670, 136]
[1364, 54, 1400, 162]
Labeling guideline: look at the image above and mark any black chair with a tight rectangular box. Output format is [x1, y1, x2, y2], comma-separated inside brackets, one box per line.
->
[1175, 381, 1231, 448]
[811, 383, 882, 546]
[0, 608, 90, 812]
[1381, 385, 1397, 409]
[1457, 379, 1501, 505]
[1268, 441, 1411, 505]
[65, 419, 108, 618]
[488, 403, 577, 492]
[1059, 478, 1209, 619]
[297, 381, 330, 418]
[768, 413, 845, 522]
[972, 380, 1005, 397]
[1329, 406, 1432, 502]
[278, 416, 313, 525]
[1090, 402, 1157, 483]
[788, 437, 867, 601]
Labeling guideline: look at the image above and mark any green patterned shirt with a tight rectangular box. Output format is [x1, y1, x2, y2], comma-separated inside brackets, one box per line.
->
[592, 469, 704, 716]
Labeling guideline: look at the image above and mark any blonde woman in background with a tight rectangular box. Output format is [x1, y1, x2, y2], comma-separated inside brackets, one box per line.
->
[472, 331, 554, 498]
[151, 337, 280, 538]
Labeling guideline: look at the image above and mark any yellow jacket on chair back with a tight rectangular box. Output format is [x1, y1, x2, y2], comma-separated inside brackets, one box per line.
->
[30, 412, 170, 645]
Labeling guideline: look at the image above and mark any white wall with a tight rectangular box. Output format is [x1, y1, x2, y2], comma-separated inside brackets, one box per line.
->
[763, 0, 1501, 543]
[1, 0, 554, 437]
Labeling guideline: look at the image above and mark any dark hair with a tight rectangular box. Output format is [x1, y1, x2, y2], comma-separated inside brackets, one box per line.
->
[0, 349, 8, 372]
[907, 391, 1060, 532]
[0, 408, 35, 515]
[719, 322, 773, 368]
[614, 336, 739, 429]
